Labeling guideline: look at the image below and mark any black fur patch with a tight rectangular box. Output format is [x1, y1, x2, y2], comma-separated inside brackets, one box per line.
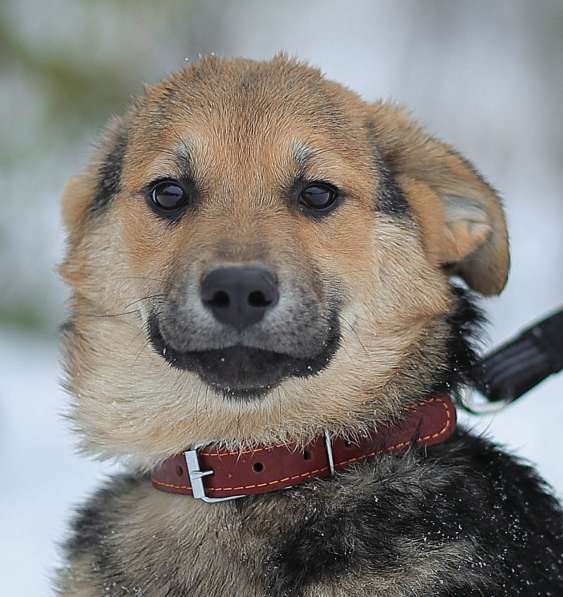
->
[262, 431, 563, 596]
[365, 121, 410, 216]
[65, 474, 204, 596]
[65, 475, 184, 594]
[376, 161, 411, 216]
[91, 126, 128, 213]
[67, 475, 140, 559]
[434, 285, 486, 395]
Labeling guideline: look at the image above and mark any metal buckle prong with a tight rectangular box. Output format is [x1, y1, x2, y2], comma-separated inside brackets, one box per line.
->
[184, 448, 245, 503]
[324, 431, 335, 476]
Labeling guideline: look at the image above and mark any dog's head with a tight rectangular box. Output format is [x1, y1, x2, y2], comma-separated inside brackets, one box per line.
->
[60, 56, 508, 465]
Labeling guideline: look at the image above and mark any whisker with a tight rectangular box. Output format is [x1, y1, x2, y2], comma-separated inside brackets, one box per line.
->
[123, 294, 167, 311]
[80, 309, 141, 320]
[79, 294, 167, 320]
[339, 313, 369, 358]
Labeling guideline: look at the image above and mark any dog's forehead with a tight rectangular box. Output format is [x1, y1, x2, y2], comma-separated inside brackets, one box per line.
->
[145, 57, 353, 132]
[125, 58, 369, 187]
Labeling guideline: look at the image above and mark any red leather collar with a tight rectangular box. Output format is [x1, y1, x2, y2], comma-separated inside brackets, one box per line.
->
[151, 395, 456, 502]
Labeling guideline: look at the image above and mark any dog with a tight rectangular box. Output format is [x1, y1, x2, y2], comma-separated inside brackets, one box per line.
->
[56, 56, 563, 596]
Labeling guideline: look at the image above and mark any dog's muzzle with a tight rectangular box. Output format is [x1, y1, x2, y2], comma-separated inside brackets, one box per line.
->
[147, 265, 341, 398]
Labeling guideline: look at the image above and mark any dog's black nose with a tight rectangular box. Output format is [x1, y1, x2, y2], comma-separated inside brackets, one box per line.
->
[201, 266, 279, 331]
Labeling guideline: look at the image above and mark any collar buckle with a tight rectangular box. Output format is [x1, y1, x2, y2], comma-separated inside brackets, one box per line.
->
[184, 448, 245, 503]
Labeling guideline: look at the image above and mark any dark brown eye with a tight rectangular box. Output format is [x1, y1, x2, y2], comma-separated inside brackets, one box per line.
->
[299, 183, 338, 211]
[150, 181, 188, 212]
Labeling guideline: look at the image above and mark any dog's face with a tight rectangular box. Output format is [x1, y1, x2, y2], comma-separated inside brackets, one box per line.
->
[61, 57, 509, 465]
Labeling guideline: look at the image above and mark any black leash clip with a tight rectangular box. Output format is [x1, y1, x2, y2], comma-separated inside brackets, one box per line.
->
[461, 307, 563, 414]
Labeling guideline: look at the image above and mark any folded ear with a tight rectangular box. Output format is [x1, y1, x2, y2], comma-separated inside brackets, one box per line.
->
[369, 102, 509, 295]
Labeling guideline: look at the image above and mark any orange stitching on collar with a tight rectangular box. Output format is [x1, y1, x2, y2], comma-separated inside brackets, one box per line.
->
[152, 396, 454, 493]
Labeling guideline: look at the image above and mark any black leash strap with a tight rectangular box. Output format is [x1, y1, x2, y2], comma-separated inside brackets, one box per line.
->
[463, 307, 563, 413]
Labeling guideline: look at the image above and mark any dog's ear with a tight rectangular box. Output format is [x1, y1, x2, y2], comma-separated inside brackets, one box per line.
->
[369, 102, 509, 296]
[61, 173, 94, 237]
[62, 116, 128, 237]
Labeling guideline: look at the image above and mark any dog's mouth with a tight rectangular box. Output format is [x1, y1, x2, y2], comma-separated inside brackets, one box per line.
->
[148, 315, 341, 399]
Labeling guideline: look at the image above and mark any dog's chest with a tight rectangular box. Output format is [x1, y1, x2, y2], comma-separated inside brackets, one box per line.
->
[103, 475, 475, 597]
[63, 437, 563, 596]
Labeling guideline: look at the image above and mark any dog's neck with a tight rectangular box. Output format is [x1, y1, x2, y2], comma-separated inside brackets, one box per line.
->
[150, 393, 457, 502]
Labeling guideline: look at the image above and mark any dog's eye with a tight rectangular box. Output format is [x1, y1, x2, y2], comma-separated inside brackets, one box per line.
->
[150, 181, 188, 212]
[299, 183, 338, 212]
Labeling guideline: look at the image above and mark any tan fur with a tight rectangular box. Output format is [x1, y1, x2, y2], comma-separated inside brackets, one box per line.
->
[57, 56, 510, 595]
[61, 214, 452, 467]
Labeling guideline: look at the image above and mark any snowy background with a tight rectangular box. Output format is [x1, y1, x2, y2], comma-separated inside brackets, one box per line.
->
[1, 1, 562, 595]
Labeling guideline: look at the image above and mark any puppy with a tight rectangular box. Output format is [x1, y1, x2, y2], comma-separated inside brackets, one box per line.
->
[57, 56, 563, 596]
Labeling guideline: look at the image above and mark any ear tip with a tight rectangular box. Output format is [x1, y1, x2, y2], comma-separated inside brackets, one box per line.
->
[491, 236, 511, 295]
[463, 250, 510, 296]
[478, 275, 509, 296]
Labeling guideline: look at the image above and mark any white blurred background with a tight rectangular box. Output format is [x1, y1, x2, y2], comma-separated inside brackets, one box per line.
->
[1, 1, 562, 595]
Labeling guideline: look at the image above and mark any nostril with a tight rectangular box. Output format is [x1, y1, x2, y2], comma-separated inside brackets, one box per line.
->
[205, 290, 230, 309]
[248, 290, 271, 308]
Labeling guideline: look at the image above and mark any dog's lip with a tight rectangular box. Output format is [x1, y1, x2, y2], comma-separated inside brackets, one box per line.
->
[149, 320, 307, 362]
[147, 313, 341, 397]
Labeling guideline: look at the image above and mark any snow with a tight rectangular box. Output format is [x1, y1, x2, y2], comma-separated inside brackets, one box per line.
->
[0, 331, 118, 596]
[0, 328, 562, 596]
